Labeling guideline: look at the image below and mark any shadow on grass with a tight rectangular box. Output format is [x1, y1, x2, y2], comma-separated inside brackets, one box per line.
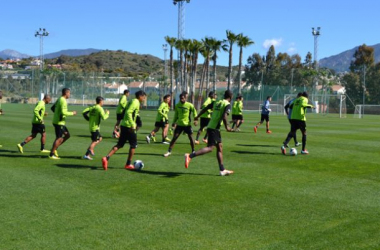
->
[129, 169, 212, 178]
[236, 144, 278, 148]
[76, 135, 115, 139]
[0, 153, 46, 158]
[231, 150, 278, 155]
[55, 163, 100, 170]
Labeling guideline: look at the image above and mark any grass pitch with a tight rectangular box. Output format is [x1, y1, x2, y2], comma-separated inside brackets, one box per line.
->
[0, 103, 380, 249]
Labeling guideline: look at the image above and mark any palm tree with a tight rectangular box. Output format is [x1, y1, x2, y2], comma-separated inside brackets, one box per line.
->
[208, 38, 226, 92]
[189, 39, 203, 103]
[224, 30, 238, 90]
[197, 38, 212, 110]
[237, 33, 254, 94]
[182, 39, 191, 91]
[175, 39, 185, 93]
[164, 36, 177, 109]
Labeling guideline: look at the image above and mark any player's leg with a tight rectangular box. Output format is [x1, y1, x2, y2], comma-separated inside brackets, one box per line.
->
[125, 128, 138, 169]
[300, 122, 308, 154]
[187, 129, 195, 153]
[17, 132, 37, 153]
[164, 126, 182, 156]
[266, 116, 271, 133]
[162, 123, 170, 143]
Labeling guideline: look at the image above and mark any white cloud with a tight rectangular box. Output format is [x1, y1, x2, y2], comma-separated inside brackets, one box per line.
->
[263, 38, 283, 49]
[288, 47, 297, 54]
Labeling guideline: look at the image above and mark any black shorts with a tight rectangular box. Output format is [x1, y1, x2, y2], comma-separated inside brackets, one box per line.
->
[31, 124, 45, 134]
[290, 119, 306, 132]
[207, 128, 222, 147]
[232, 114, 243, 120]
[117, 126, 137, 149]
[260, 114, 269, 122]
[155, 120, 168, 128]
[200, 118, 210, 129]
[174, 125, 193, 135]
[116, 113, 124, 121]
[53, 124, 69, 138]
[136, 116, 142, 128]
[91, 130, 102, 142]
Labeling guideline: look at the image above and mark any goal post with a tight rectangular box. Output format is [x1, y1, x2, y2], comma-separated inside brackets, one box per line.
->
[354, 105, 380, 118]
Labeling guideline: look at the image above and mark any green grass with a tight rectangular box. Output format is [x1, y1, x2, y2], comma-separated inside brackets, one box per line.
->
[1, 103, 380, 249]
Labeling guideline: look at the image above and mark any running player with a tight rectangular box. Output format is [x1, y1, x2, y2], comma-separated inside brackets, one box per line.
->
[17, 95, 51, 153]
[231, 95, 244, 131]
[254, 96, 272, 134]
[281, 92, 314, 155]
[49, 88, 77, 159]
[113, 90, 129, 138]
[195, 91, 216, 144]
[102, 90, 146, 170]
[184, 90, 234, 176]
[163, 93, 197, 157]
[146, 94, 171, 144]
[284, 92, 302, 147]
[82, 96, 109, 160]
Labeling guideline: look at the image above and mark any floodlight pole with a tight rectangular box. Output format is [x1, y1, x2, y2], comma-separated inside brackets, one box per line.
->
[311, 27, 321, 71]
[35, 28, 49, 71]
[363, 65, 366, 117]
[173, 0, 190, 94]
[162, 44, 168, 96]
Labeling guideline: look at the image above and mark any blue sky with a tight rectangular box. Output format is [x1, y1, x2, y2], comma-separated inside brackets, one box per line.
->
[1, 0, 379, 66]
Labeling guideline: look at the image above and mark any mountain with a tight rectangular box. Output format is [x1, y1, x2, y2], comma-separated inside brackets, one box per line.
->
[0, 49, 31, 59]
[44, 48, 102, 59]
[319, 43, 380, 72]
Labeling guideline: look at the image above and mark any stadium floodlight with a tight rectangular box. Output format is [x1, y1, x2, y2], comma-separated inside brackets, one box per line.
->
[35, 28, 49, 71]
[311, 27, 321, 71]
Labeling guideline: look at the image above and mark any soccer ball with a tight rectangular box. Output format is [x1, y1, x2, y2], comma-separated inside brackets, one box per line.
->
[290, 148, 297, 156]
[133, 160, 144, 171]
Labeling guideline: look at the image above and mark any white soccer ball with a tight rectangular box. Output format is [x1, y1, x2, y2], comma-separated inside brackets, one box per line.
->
[133, 160, 144, 170]
[290, 148, 297, 156]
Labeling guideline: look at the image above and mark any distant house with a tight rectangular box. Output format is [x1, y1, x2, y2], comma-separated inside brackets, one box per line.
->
[104, 83, 128, 94]
[128, 81, 159, 95]
[316, 85, 345, 95]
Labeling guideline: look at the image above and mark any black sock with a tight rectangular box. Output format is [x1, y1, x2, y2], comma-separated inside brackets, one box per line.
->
[189, 152, 196, 158]
[126, 160, 131, 166]
[302, 135, 307, 151]
[41, 144, 45, 150]
[219, 164, 225, 171]
[106, 155, 110, 160]
[21, 141, 26, 146]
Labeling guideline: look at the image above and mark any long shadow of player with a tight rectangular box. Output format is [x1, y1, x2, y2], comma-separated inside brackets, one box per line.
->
[236, 144, 278, 148]
[0, 153, 46, 159]
[55, 163, 100, 170]
[231, 150, 278, 155]
[128, 169, 212, 178]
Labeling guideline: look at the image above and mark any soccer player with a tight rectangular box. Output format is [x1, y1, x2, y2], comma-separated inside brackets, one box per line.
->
[281, 92, 314, 155]
[49, 88, 77, 159]
[82, 96, 109, 160]
[184, 90, 234, 176]
[195, 91, 216, 144]
[254, 96, 272, 134]
[146, 94, 171, 144]
[231, 95, 244, 131]
[102, 90, 146, 171]
[284, 92, 302, 147]
[17, 95, 51, 154]
[113, 90, 129, 138]
[163, 93, 197, 157]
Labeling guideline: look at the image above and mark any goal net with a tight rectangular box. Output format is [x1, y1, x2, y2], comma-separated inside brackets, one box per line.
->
[354, 105, 380, 118]
[283, 94, 347, 118]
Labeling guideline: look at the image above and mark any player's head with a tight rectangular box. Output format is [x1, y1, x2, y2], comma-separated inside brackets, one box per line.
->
[62, 88, 71, 98]
[123, 89, 130, 96]
[135, 90, 147, 102]
[179, 93, 187, 103]
[96, 96, 104, 105]
[163, 94, 171, 103]
[43, 94, 51, 104]
[267, 96, 272, 101]
[297, 92, 302, 98]
[0, 90, 3, 99]
[236, 95, 243, 101]
[208, 91, 216, 98]
[302, 92, 309, 98]
[223, 90, 233, 100]
[181, 91, 188, 99]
